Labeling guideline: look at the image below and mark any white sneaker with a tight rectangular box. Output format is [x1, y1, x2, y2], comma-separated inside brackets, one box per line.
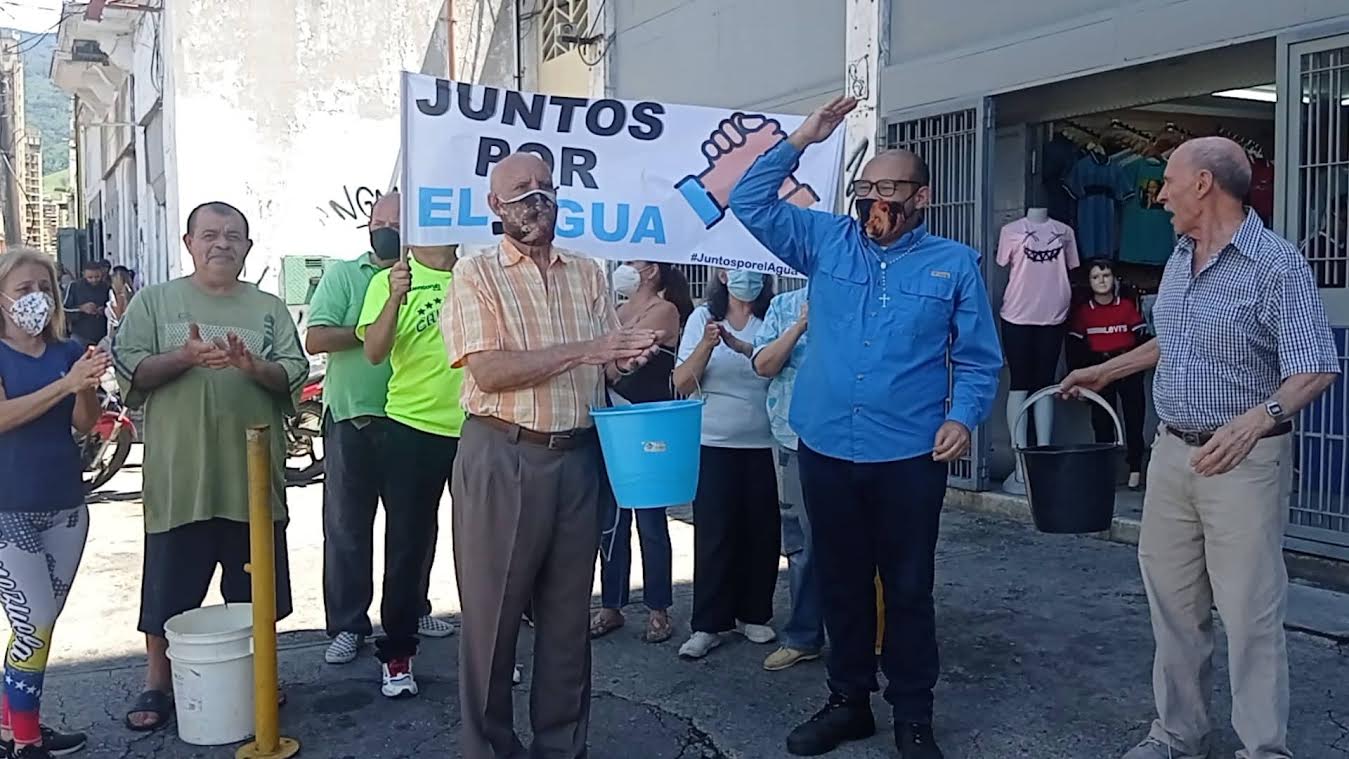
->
[381, 657, 418, 698]
[735, 621, 777, 644]
[418, 615, 456, 638]
[678, 631, 722, 659]
[512, 665, 522, 685]
[324, 632, 364, 664]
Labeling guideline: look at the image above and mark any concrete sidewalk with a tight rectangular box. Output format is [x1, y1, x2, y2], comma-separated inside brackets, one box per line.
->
[21, 463, 1349, 758]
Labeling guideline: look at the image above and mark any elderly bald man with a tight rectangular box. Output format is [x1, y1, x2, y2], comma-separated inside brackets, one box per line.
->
[442, 152, 659, 759]
[731, 96, 1003, 758]
[1062, 137, 1339, 759]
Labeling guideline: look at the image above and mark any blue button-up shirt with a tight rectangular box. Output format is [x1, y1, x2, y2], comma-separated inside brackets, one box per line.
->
[729, 141, 1004, 463]
[1152, 209, 1339, 430]
[753, 287, 809, 451]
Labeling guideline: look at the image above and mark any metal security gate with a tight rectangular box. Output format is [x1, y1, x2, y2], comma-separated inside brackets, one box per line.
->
[1278, 23, 1349, 558]
[885, 99, 995, 490]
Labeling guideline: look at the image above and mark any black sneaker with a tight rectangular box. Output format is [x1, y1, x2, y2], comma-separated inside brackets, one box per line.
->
[896, 721, 944, 758]
[786, 693, 876, 756]
[39, 726, 86, 757]
[13, 744, 54, 759]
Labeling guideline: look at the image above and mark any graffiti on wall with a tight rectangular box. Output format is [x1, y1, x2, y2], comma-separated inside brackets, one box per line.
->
[314, 185, 385, 226]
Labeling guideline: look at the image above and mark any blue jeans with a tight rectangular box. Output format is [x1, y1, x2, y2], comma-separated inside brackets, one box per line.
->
[597, 484, 673, 611]
[779, 446, 825, 653]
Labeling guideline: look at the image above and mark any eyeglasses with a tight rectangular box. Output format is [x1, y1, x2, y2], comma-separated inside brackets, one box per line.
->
[849, 179, 923, 197]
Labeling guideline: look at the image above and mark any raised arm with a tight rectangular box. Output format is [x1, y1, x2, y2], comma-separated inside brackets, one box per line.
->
[728, 96, 857, 276]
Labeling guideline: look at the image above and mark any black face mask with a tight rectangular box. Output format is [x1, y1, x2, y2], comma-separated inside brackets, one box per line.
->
[370, 227, 401, 260]
[854, 192, 919, 242]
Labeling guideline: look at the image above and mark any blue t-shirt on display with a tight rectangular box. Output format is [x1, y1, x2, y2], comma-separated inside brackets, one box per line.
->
[1119, 157, 1176, 265]
[1065, 152, 1132, 259]
[0, 339, 85, 512]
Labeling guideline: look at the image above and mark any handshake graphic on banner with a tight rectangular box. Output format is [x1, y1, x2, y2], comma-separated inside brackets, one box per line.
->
[675, 113, 821, 229]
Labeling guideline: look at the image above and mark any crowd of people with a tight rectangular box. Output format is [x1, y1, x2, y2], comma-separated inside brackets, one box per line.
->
[0, 93, 1339, 759]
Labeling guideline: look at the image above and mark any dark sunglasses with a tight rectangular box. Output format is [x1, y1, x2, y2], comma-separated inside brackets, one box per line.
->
[849, 179, 923, 197]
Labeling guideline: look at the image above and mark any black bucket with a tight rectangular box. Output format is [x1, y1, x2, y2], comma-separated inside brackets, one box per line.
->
[1014, 386, 1123, 535]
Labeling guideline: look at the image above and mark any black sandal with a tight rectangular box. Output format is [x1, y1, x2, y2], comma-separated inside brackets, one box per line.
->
[125, 689, 173, 732]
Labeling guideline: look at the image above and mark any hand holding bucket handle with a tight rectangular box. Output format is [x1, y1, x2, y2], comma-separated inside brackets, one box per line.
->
[1015, 384, 1124, 449]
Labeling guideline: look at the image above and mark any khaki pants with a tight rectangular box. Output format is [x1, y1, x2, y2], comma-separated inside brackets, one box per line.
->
[1139, 428, 1293, 759]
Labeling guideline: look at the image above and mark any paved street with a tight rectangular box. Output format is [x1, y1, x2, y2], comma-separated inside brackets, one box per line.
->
[18, 450, 1349, 758]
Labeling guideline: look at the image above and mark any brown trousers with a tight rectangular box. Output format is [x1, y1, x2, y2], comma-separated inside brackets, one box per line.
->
[452, 417, 603, 759]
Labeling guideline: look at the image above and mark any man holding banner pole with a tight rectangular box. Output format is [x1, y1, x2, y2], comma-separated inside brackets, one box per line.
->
[442, 152, 660, 759]
[730, 97, 1003, 758]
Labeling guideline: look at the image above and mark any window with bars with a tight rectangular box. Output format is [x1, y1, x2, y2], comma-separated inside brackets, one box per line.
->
[1294, 43, 1349, 290]
[541, 0, 589, 62]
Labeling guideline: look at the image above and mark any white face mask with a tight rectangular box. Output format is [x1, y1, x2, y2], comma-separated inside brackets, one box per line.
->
[3, 291, 54, 336]
[611, 264, 642, 298]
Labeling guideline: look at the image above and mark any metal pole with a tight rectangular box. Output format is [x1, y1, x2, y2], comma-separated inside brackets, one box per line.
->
[446, 0, 456, 80]
[236, 426, 300, 759]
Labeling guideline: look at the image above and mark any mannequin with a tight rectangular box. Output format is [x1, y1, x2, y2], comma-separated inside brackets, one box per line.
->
[1067, 259, 1150, 489]
[996, 207, 1080, 494]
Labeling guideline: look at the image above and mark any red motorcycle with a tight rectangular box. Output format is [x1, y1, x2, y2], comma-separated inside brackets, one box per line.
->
[285, 369, 325, 484]
[79, 371, 136, 491]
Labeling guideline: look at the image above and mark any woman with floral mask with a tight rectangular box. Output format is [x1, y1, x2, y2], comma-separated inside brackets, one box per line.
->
[672, 268, 780, 659]
[0, 249, 109, 759]
[590, 261, 695, 644]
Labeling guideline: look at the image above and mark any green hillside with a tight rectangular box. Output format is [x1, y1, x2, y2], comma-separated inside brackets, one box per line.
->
[6, 30, 71, 176]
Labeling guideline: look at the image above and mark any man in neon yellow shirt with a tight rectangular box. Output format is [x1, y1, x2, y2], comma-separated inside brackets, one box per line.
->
[356, 240, 465, 699]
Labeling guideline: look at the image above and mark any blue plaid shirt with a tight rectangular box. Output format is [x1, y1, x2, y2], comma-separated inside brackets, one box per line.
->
[1152, 209, 1340, 430]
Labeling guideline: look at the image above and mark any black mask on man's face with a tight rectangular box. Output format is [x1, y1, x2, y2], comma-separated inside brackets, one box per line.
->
[854, 190, 920, 243]
[370, 227, 401, 260]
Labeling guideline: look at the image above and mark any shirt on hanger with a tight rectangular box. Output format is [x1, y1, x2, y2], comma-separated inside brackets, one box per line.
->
[1119, 157, 1176, 265]
[997, 217, 1080, 326]
[1041, 134, 1080, 225]
[1065, 153, 1132, 258]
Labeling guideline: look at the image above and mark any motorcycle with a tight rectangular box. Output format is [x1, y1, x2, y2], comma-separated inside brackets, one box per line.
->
[285, 365, 325, 484]
[79, 370, 136, 492]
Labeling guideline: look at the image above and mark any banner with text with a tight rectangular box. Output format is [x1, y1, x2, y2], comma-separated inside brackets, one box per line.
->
[400, 72, 844, 276]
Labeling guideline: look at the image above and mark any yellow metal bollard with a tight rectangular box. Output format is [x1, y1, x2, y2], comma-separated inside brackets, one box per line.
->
[237, 426, 300, 759]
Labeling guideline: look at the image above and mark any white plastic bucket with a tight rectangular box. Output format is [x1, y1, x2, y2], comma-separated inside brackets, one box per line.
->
[164, 604, 255, 746]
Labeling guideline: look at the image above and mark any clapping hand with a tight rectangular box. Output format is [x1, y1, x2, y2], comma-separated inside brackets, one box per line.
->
[215, 332, 259, 375]
[64, 346, 112, 393]
[181, 323, 232, 369]
[717, 323, 753, 357]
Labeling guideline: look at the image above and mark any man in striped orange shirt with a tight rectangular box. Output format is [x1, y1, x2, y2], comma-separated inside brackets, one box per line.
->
[442, 152, 660, 759]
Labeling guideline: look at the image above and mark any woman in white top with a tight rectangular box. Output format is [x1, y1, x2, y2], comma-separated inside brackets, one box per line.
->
[673, 268, 779, 659]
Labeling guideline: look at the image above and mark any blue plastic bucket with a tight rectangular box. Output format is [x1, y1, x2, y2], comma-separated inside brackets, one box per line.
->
[592, 399, 705, 509]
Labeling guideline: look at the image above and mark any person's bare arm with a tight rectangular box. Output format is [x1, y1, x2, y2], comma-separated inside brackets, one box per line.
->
[0, 348, 110, 434]
[363, 298, 400, 364]
[1191, 371, 1337, 476]
[71, 385, 100, 434]
[753, 317, 806, 379]
[306, 326, 361, 355]
[605, 302, 678, 383]
[1060, 340, 1159, 396]
[0, 376, 72, 434]
[467, 328, 658, 394]
[673, 320, 720, 396]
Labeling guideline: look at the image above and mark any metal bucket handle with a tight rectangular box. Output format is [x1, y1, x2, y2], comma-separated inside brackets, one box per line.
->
[662, 346, 704, 400]
[1014, 384, 1124, 450]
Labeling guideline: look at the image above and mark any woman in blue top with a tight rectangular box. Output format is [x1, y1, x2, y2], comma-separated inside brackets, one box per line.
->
[0, 249, 109, 759]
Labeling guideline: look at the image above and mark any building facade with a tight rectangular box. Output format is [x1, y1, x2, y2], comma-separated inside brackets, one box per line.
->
[51, 0, 448, 289]
[0, 30, 27, 248]
[848, 0, 1349, 556]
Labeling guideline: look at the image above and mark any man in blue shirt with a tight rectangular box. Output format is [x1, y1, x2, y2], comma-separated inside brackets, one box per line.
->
[751, 286, 823, 673]
[730, 96, 1002, 759]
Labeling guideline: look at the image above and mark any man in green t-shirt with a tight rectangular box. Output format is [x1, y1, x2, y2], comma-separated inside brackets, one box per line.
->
[114, 202, 309, 731]
[355, 241, 466, 698]
[306, 192, 453, 671]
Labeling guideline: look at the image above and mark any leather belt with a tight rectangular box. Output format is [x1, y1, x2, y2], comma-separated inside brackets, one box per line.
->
[1165, 422, 1292, 447]
[473, 415, 595, 451]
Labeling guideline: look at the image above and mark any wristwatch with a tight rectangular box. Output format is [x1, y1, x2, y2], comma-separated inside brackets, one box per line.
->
[1265, 399, 1285, 422]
